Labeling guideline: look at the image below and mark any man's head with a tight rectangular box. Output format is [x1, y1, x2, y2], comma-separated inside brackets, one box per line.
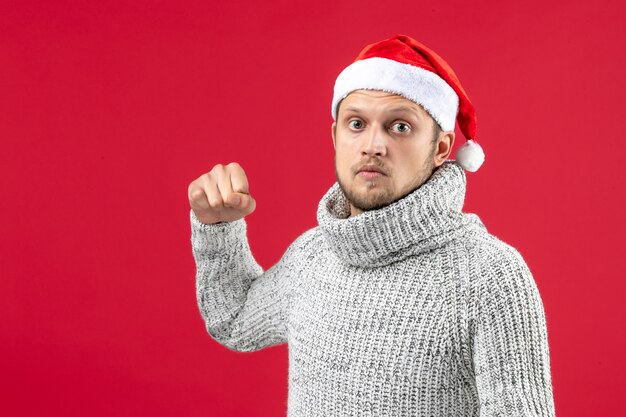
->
[332, 89, 454, 217]
[330, 34, 485, 198]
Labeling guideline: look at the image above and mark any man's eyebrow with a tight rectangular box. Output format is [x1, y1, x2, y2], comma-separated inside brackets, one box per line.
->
[386, 106, 423, 118]
[342, 105, 422, 118]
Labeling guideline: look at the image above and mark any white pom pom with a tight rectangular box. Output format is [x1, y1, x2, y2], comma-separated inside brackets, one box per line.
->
[455, 139, 485, 172]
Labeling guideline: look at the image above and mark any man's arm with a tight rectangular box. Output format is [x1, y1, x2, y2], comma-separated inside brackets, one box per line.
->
[469, 243, 556, 416]
[191, 208, 301, 352]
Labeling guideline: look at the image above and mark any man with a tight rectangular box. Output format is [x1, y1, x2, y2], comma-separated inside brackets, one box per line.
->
[188, 34, 556, 416]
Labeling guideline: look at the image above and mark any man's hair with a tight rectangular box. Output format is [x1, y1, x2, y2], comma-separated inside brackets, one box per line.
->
[431, 117, 442, 145]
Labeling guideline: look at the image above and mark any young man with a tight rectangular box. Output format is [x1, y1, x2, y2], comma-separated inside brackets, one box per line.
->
[187, 34, 556, 416]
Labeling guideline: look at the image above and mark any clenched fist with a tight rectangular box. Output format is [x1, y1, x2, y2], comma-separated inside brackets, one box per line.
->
[188, 162, 257, 225]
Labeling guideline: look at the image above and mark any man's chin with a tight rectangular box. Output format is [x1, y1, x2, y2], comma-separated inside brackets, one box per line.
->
[347, 190, 395, 211]
[352, 200, 391, 212]
[338, 177, 393, 204]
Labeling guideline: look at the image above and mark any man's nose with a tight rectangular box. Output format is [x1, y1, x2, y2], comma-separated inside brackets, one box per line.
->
[361, 124, 387, 157]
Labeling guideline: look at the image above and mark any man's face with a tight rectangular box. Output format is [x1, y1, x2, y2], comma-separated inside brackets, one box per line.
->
[332, 89, 455, 217]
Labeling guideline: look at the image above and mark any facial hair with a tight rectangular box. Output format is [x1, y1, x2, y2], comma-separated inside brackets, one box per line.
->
[335, 147, 437, 213]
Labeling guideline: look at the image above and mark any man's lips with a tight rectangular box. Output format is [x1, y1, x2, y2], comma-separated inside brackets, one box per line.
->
[357, 164, 387, 178]
[357, 164, 386, 175]
[358, 171, 384, 179]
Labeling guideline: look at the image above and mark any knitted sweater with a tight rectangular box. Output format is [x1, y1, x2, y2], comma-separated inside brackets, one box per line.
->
[190, 160, 556, 416]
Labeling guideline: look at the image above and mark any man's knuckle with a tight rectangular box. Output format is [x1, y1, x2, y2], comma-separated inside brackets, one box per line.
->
[208, 197, 224, 209]
[189, 188, 205, 201]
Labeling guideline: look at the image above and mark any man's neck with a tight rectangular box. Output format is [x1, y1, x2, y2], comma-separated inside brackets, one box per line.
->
[349, 205, 363, 217]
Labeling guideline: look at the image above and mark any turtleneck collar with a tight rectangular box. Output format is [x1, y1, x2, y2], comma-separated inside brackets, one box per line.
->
[316, 160, 486, 268]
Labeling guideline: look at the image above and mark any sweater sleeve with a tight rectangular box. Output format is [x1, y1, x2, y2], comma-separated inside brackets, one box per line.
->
[190, 208, 296, 353]
[469, 244, 556, 416]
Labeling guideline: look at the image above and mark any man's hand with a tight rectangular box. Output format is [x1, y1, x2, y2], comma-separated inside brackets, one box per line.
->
[188, 162, 257, 225]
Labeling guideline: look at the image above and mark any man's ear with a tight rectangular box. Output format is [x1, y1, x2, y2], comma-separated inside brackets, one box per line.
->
[331, 121, 337, 150]
[434, 131, 455, 167]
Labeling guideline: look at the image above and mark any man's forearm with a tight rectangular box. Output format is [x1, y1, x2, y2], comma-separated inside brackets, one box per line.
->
[190, 209, 288, 352]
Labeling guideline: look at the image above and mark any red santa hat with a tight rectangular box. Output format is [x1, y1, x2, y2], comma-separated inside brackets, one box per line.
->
[332, 34, 485, 172]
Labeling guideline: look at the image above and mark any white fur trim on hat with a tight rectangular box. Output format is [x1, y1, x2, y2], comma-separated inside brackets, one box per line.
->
[331, 57, 459, 131]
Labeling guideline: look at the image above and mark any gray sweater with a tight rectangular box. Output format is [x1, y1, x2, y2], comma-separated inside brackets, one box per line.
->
[190, 160, 556, 416]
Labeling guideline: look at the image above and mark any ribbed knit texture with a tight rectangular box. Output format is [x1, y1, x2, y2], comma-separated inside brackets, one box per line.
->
[190, 160, 556, 416]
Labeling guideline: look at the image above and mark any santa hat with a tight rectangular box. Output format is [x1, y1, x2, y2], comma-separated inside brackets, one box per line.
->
[331, 34, 485, 172]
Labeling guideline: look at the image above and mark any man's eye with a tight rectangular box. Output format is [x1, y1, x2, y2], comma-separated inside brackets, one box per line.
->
[391, 122, 411, 133]
[348, 120, 364, 129]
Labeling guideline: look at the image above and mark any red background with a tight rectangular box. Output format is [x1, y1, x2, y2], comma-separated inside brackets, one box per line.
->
[2, 0, 625, 415]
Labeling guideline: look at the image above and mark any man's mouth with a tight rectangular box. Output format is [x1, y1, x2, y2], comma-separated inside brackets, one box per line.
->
[357, 164, 387, 178]
[357, 170, 385, 179]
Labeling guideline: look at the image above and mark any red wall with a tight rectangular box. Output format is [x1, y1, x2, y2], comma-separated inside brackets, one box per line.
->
[2, 0, 624, 415]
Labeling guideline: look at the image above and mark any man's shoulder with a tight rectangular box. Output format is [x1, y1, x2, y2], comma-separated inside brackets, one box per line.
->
[466, 231, 547, 327]
[466, 229, 533, 280]
[282, 225, 324, 259]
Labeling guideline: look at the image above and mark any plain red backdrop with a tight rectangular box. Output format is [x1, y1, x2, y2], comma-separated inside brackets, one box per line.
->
[1, 0, 625, 416]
